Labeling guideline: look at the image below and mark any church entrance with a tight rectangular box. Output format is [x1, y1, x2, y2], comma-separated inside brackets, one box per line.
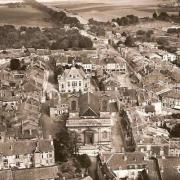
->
[84, 130, 94, 145]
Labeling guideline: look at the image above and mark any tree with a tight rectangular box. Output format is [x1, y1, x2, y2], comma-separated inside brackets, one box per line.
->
[77, 154, 91, 170]
[158, 11, 169, 21]
[125, 36, 135, 47]
[54, 128, 80, 162]
[10, 58, 20, 70]
[153, 12, 158, 19]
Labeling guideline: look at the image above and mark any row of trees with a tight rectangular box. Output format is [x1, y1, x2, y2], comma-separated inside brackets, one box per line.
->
[26, 0, 80, 27]
[0, 25, 93, 50]
[112, 15, 139, 26]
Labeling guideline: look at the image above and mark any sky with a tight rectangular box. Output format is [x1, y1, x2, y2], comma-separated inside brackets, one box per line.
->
[0, 0, 23, 3]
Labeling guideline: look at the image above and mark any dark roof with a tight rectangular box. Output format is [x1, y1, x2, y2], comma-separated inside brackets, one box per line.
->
[79, 92, 100, 117]
[0, 169, 13, 180]
[13, 166, 58, 180]
[109, 102, 118, 112]
[158, 157, 180, 180]
[160, 90, 180, 100]
[102, 57, 116, 64]
[0, 139, 54, 156]
[0, 166, 58, 180]
[145, 105, 156, 113]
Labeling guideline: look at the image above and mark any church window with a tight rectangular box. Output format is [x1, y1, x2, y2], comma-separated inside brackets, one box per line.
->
[71, 100, 77, 111]
[102, 131, 108, 139]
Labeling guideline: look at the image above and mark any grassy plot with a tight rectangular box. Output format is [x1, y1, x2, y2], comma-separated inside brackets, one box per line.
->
[0, 5, 52, 27]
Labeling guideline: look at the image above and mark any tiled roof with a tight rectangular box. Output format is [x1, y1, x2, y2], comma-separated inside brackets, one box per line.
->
[0, 166, 58, 180]
[13, 166, 58, 180]
[79, 92, 100, 117]
[0, 139, 54, 156]
[0, 170, 13, 180]
[160, 89, 180, 99]
[102, 152, 147, 170]
[158, 157, 180, 180]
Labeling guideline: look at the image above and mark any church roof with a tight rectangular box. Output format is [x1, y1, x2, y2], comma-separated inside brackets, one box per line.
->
[79, 92, 100, 117]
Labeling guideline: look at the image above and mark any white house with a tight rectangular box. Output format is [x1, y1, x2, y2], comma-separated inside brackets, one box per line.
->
[58, 66, 92, 93]
[0, 139, 55, 170]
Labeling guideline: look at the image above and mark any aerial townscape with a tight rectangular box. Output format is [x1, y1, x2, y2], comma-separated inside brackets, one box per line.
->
[0, 0, 180, 179]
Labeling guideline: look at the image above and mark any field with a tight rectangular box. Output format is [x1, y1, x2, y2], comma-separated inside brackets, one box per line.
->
[44, 0, 167, 22]
[0, 5, 52, 27]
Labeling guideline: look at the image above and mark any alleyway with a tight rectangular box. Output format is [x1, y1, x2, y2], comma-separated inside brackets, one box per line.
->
[111, 115, 125, 152]
[88, 157, 97, 180]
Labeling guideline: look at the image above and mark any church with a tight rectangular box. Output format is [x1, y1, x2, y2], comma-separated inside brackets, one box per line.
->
[66, 92, 118, 155]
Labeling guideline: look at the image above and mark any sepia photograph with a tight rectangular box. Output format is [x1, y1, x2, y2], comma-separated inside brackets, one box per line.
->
[0, 0, 180, 179]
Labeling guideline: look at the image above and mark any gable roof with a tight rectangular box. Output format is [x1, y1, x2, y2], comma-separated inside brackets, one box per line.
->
[79, 92, 100, 117]
[62, 66, 86, 79]
[102, 152, 147, 170]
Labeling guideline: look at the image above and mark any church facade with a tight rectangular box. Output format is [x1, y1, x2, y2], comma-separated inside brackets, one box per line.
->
[66, 92, 118, 155]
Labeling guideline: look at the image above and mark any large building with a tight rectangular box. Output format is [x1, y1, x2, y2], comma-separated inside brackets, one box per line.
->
[58, 66, 92, 93]
[66, 92, 118, 155]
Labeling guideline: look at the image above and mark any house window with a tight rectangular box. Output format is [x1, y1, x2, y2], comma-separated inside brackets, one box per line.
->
[68, 82, 70, 87]
[61, 84, 64, 89]
[79, 81, 81, 86]
[72, 81, 77, 87]
[71, 100, 77, 111]
[49, 153, 53, 158]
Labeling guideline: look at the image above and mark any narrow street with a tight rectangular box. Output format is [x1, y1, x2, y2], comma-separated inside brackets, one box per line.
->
[88, 157, 97, 180]
[111, 115, 125, 152]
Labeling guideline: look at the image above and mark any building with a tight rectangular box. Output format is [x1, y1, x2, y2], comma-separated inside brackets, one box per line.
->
[97, 152, 148, 180]
[159, 89, 180, 110]
[101, 56, 127, 74]
[58, 66, 92, 93]
[0, 165, 58, 180]
[0, 139, 55, 170]
[66, 92, 118, 155]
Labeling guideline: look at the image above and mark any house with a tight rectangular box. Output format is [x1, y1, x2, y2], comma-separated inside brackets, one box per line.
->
[50, 104, 69, 118]
[101, 56, 127, 74]
[0, 138, 55, 170]
[66, 92, 117, 155]
[118, 87, 138, 107]
[103, 77, 119, 91]
[58, 66, 92, 93]
[97, 152, 148, 180]
[159, 89, 180, 110]
[158, 157, 180, 180]
[157, 51, 176, 62]
[0, 90, 20, 111]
